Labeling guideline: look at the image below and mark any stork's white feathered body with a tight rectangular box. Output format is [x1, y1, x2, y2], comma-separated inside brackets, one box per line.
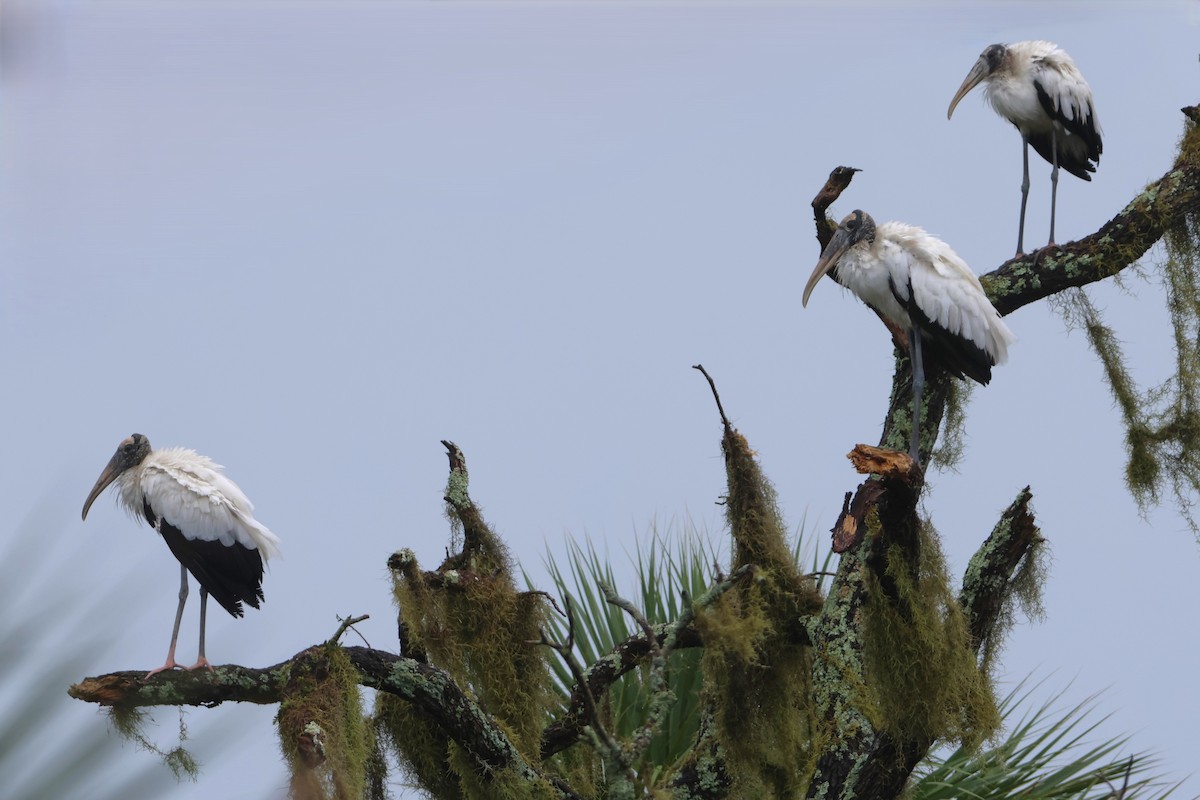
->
[113, 446, 282, 559]
[803, 211, 1016, 465]
[830, 220, 1014, 377]
[948, 41, 1102, 254]
[82, 434, 281, 676]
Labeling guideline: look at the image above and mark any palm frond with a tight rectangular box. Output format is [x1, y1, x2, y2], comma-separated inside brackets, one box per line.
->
[910, 677, 1179, 799]
[536, 519, 1178, 798]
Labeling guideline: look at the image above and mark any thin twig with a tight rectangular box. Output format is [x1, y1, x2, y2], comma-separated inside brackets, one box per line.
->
[326, 614, 370, 647]
[533, 598, 623, 761]
[1102, 756, 1135, 799]
[692, 364, 731, 429]
[599, 581, 658, 651]
[529, 589, 566, 618]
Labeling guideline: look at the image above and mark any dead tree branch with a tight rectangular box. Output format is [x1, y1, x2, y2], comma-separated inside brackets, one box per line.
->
[70, 646, 584, 800]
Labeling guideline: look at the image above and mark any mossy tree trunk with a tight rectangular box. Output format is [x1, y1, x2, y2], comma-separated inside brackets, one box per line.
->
[70, 106, 1200, 800]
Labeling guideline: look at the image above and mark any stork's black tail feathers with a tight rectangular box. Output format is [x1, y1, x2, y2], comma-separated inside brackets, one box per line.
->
[157, 520, 266, 617]
[904, 296, 996, 386]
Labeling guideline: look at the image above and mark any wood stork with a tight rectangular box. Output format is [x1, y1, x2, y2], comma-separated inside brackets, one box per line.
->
[802, 211, 1016, 465]
[947, 41, 1101, 255]
[82, 434, 281, 677]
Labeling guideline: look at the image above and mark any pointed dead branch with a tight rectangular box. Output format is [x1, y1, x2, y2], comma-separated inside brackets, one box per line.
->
[693, 363, 732, 429]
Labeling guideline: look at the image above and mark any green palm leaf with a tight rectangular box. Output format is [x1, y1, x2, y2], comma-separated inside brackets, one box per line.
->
[536, 520, 1177, 798]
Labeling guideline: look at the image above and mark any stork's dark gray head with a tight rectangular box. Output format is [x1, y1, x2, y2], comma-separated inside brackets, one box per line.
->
[947, 43, 1009, 119]
[837, 209, 876, 246]
[979, 43, 1007, 72]
[802, 210, 876, 307]
[82, 433, 152, 521]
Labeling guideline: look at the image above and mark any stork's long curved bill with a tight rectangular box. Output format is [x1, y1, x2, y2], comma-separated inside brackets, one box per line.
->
[802, 227, 853, 307]
[82, 457, 122, 520]
[947, 57, 990, 119]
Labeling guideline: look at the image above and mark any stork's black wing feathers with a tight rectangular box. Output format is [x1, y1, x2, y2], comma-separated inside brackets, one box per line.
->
[890, 277, 994, 386]
[148, 510, 266, 618]
[1031, 79, 1101, 181]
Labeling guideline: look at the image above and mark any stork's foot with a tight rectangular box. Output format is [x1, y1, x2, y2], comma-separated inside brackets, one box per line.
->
[145, 659, 182, 679]
[186, 657, 214, 672]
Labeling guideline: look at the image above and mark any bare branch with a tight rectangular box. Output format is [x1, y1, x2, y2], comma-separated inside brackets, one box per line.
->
[988, 110, 1200, 314]
[534, 598, 622, 760]
[693, 363, 732, 429]
[326, 614, 370, 647]
[811, 165, 861, 250]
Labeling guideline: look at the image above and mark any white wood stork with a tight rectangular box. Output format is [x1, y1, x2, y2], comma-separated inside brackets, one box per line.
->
[802, 211, 1016, 465]
[947, 41, 1101, 255]
[82, 434, 282, 677]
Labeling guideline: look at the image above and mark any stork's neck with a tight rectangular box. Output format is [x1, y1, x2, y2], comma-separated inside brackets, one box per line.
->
[115, 466, 147, 519]
[835, 238, 913, 333]
[836, 240, 879, 280]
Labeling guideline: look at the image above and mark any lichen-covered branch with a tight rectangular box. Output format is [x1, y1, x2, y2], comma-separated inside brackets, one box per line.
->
[440, 439, 513, 573]
[673, 366, 824, 798]
[69, 662, 288, 708]
[987, 108, 1200, 315]
[541, 621, 697, 759]
[71, 646, 583, 800]
[807, 489, 1044, 800]
[959, 487, 1045, 666]
[381, 443, 556, 793]
[806, 449, 927, 799]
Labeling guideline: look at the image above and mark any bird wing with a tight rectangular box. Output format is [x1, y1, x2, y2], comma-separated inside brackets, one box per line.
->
[140, 450, 282, 560]
[893, 230, 1014, 366]
[1030, 45, 1102, 162]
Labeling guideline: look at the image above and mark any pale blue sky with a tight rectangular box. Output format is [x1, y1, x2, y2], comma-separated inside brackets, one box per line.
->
[3, 2, 1199, 798]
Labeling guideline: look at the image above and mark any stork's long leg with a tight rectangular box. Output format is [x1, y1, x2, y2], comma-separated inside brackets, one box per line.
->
[146, 564, 188, 678]
[909, 328, 925, 466]
[1017, 137, 1031, 256]
[188, 588, 213, 671]
[1048, 128, 1059, 246]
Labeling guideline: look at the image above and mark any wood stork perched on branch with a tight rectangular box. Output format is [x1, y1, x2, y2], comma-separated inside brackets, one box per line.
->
[947, 41, 1102, 255]
[802, 211, 1016, 466]
[82, 434, 281, 677]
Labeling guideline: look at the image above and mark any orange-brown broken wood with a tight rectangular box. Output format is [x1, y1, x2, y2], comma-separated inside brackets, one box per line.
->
[68, 674, 139, 706]
[848, 443, 917, 479]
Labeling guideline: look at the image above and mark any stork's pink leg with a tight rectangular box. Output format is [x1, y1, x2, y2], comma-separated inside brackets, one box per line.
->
[186, 588, 214, 672]
[146, 564, 189, 678]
